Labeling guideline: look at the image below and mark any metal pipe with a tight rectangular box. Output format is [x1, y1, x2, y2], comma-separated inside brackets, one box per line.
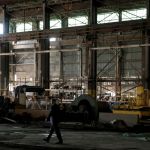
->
[0, 49, 80, 56]
[91, 43, 150, 50]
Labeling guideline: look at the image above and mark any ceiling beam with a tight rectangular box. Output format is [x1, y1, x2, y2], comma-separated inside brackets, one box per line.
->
[6, 0, 146, 19]
[0, 0, 40, 5]
[0, 19, 149, 42]
[9, 1, 89, 19]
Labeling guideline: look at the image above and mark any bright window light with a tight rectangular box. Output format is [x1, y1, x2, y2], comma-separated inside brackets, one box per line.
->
[15, 74, 17, 81]
[16, 22, 32, 32]
[9, 83, 14, 92]
[68, 16, 88, 27]
[50, 19, 61, 29]
[122, 8, 147, 21]
[49, 37, 56, 41]
[39, 21, 43, 30]
[40, 19, 62, 30]
[0, 23, 3, 34]
[97, 12, 119, 24]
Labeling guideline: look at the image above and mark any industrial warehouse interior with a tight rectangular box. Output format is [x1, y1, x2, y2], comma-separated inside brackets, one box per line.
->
[0, 0, 150, 150]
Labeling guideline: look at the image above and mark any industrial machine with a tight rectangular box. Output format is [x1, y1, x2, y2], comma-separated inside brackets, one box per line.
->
[112, 86, 150, 126]
[15, 85, 45, 105]
[14, 85, 49, 120]
[71, 94, 99, 122]
[12, 84, 150, 126]
[13, 85, 99, 124]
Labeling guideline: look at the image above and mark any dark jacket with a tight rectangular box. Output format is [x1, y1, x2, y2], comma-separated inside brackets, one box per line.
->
[48, 103, 61, 124]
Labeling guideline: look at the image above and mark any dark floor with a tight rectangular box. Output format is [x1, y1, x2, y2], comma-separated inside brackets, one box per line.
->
[0, 123, 150, 150]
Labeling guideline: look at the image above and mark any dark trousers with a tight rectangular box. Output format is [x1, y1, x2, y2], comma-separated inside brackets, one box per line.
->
[47, 122, 63, 142]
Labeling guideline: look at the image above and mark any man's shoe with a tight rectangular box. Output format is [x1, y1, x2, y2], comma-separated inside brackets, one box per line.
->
[43, 138, 49, 143]
[55, 141, 63, 144]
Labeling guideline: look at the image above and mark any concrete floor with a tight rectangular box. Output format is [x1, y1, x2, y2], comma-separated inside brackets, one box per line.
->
[0, 123, 150, 150]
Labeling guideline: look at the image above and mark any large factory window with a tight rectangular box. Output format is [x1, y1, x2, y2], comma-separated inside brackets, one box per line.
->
[0, 23, 3, 34]
[68, 16, 88, 27]
[97, 12, 119, 24]
[16, 22, 32, 32]
[49, 37, 56, 41]
[122, 8, 146, 21]
[50, 19, 62, 29]
[49, 37, 57, 48]
[39, 19, 62, 30]
[39, 21, 43, 30]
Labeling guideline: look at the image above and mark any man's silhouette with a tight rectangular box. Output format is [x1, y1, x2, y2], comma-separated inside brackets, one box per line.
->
[43, 98, 63, 144]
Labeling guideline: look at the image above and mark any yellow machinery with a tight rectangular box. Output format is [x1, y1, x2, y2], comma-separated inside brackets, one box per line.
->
[136, 86, 145, 106]
[113, 86, 150, 125]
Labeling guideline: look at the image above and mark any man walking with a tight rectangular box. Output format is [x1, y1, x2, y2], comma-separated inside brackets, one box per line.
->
[43, 98, 63, 144]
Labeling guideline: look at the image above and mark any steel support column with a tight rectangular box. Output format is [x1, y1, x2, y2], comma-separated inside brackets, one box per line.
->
[88, 0, 97, 99]
[61, 15, 68, 28]
[59, 16, 68, 80]
[115, 11, 122, 101]
[38, 0, 50, 89]
[144, 0, 150, 89]
[0, 5, 9, 95]
[115, 49, 122, 101]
